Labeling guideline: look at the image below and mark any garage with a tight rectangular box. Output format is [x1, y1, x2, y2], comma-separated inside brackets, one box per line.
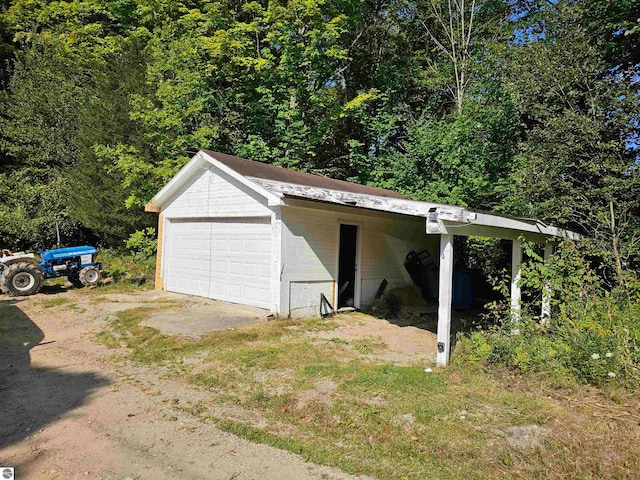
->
[147, 150, 578, 366]
[164, 217, 272, 309]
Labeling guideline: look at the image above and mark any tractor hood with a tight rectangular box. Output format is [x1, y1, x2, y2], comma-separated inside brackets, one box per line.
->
[41, 246, 97, 261]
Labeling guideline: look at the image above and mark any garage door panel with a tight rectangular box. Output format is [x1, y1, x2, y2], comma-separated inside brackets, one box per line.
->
[165, 218, 272, 308]
[259, 265, 271, 279]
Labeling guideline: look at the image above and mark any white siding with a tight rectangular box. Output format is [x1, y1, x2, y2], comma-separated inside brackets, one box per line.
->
[280, 204, 438, 317]
[163, 166, 271, 218]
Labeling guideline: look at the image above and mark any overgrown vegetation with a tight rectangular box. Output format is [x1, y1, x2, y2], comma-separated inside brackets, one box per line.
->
[98, 307, 640, 479]
[461, 241, 640, 387]
[97, 249, 155, 286]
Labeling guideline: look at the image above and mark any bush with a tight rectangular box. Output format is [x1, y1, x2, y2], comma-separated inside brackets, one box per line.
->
[480, 302, 639, 385]
[462, 241, 640, 387]
[125, 227, 157, 261]
[98, 248, 155, 282]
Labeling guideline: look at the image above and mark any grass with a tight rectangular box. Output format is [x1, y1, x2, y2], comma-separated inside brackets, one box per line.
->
[92, 279, 156, 294]
[68, 303, 86, 313]
[351, 336, 387, 354]
[98, 308, 640, 480]
[41, 297, 69, 308]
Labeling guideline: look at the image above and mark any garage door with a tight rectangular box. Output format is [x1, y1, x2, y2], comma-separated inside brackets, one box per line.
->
[164, 218, 272, 309]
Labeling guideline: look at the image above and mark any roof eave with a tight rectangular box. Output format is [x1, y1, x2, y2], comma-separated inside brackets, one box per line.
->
[254, 178, 581, 241]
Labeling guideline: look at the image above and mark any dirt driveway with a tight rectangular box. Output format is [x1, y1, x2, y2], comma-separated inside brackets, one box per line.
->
[0, 288, 372, 480]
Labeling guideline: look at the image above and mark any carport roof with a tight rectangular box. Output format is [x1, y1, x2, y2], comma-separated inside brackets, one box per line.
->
[145, 150, 581, 242]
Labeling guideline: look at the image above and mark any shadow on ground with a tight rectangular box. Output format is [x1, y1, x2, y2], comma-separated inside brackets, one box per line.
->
[0, 298, 109, 449]
[37, 284, 70, 295]
[363, 285, 492, 358]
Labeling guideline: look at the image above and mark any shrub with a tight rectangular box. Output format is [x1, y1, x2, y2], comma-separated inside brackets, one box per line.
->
[98, 248, 155, 282]
[463, 241, 640, 387]
[125, 227, 157, 261]
[454, 331, 492, 363]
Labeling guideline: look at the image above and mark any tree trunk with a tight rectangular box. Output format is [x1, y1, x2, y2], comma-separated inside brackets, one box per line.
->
[609, 199, 625, 288]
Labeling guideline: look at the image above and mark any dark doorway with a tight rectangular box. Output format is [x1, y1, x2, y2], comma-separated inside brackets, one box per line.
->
[338, 224, 358, 308]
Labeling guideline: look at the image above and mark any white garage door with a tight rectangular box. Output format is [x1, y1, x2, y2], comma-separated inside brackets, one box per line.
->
[165, 218, 272, 309]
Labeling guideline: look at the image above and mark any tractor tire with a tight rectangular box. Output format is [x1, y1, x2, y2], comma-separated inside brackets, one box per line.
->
[79, 266, 101, 287]
[0, 262, 44, 296]
[0, 264, 6, 294]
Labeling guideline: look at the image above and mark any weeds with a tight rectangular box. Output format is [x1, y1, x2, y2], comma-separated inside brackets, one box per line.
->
[96, 249, 155, 289]
[463, 241, 640, 387]
[41, 297, 69, 308]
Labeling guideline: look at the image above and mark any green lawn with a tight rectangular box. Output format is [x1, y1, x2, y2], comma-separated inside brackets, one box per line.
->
[98, 308, 640, 480]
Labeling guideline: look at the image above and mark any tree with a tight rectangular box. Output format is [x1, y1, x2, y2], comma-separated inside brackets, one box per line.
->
[0, 41, 85, 247]
[0, 0, 151, 247]
[506, 3, 640, 285]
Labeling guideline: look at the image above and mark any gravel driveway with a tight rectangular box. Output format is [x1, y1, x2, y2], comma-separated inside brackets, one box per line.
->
[0, 288, 368, 480]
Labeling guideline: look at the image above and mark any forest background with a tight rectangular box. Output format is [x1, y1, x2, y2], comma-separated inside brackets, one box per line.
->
[0, 0, 638, 289]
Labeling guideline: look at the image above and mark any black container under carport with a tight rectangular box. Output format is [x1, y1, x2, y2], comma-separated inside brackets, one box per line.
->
[404, 250, 474, 310]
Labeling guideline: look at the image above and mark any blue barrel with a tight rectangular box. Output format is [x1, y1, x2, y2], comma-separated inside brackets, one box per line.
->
[453, 271, 473, 309]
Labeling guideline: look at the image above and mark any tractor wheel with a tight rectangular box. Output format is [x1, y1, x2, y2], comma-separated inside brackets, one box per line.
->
[0, 264, 6, 294]
[79, 266, 101, 287]
[0, 262, 44, 296]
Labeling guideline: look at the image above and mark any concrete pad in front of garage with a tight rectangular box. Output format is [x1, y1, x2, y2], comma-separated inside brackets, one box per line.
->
[141, 296, 269, 336]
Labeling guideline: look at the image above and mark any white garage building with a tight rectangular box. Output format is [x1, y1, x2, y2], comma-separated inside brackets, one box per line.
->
[146, 149, 579, 365]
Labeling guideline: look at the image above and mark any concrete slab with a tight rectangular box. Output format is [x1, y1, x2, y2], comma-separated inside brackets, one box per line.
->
[141, 299, 269, 336]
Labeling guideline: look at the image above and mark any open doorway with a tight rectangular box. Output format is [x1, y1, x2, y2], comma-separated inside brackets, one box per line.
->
[338, 224, 359, 308]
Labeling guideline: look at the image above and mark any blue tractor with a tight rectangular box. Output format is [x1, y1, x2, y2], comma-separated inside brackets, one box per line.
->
[0, 246, 103, 296]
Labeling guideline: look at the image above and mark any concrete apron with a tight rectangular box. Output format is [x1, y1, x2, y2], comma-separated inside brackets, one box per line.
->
[142, 301, 268, 336]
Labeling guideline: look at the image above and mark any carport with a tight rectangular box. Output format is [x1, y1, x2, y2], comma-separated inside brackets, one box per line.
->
[421, 210, 580, 365]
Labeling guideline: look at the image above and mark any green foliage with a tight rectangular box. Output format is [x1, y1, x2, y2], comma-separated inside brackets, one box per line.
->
[98, 248, 155, 281]
[483, 300, 640, 386]
[125, 227, 157, 260]
[0, 169, 80, 248]
[464, 242, 640, 387]
[454, 331, 493, 363]
[506, 3, 640, 282]
[0, 3, 151, 247]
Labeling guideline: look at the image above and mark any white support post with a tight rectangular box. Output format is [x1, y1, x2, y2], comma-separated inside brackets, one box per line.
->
[511, 239, 522, 324]
[270, 208, 283, 316]
[436, 234, 454, 366]
[541, 242, 554, 323]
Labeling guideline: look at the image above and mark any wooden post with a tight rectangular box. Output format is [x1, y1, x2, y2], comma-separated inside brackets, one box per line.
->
[511, 238, 522, 324]
[437, 234, 454, 366]
[154, 214, 164, 290]
[541, 242, 554, 323]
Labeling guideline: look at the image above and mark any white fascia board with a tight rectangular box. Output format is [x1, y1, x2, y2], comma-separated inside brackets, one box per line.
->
[145, 150, 284, 212]
[145, 152, 209, 212]
[249, 178, 582, 241]
[201, 151, 283, 207]
[471, 212, 582, 240]
[251, 178, 464, 218]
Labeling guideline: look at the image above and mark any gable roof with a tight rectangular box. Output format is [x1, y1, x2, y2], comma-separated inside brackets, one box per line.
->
[146, 150, 581, 242]
[201, 149, 405, 199]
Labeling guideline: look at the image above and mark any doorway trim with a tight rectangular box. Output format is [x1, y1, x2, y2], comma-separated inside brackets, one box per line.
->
[335, 221, 362, 309]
